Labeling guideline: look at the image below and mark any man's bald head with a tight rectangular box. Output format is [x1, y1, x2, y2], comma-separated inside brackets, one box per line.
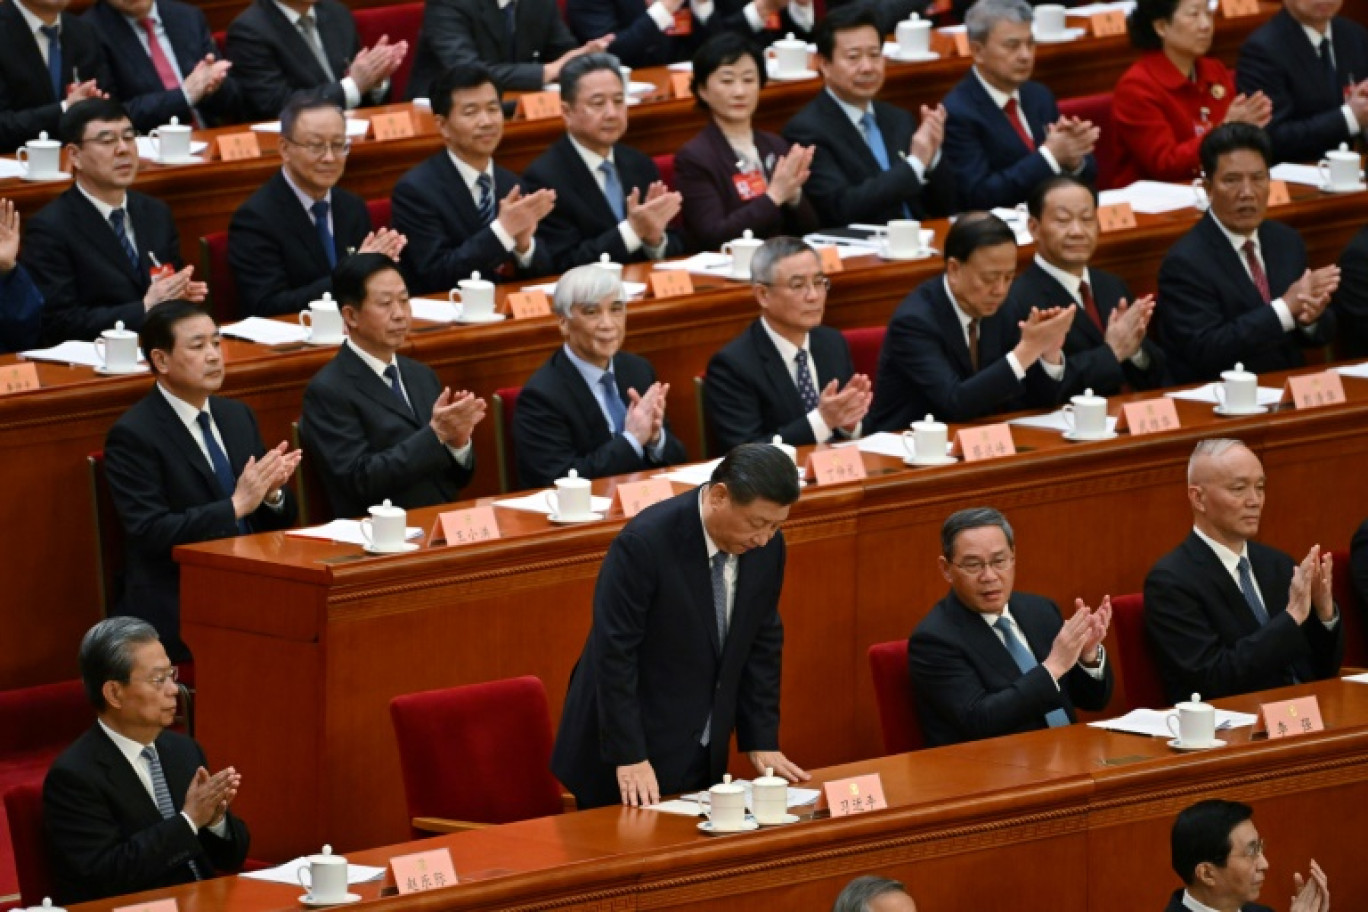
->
[1186, 439, 1266, 549]
[1187, 438, 1253, 485]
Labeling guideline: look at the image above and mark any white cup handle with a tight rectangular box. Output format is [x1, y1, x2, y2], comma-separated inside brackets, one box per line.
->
[1318, 160, 1332, 186]
[449, 289, 463, 304]
[901, 430, 918, 458]
[545, 490, 559, 515]
[16, 148, 28, 166]
[298, 868, 312, 892]
[94, 337, 108, 366]
[1166, 713, 1181, 738]
[722, 242, 734, 257]
[299, 310, 313, 329]
[1215, 384, 1227, 407]
[360, 518, 374, 545]
[1061, 404, 1076, 430]
[150, 129, 162, 157]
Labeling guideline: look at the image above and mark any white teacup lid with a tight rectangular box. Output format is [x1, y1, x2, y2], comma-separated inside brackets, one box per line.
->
[905, 11, 921, 20]
[732, 228, 760, 245]
[775, 31, 806, 47]
[1223, 361, 1253, 378]
[29, 130, 59, 146]
[310, 291, 338, 311]
[710, 773, 744, 794]
[753, 766, 787, 787]
[308, 843, 347, 864]
[912, 413, 943, 430]
[598, 252, 621, 267]
[104, 320, 137, 339]
[1074, 387, 1105, 403]
[163, 116, 184, 128]
[460, 269, 493, 289]
[1176, 692, 1211, 709]
[556, 468, 591, 487]
[369, 498, 404, 518]
[25, 898, 67, 912]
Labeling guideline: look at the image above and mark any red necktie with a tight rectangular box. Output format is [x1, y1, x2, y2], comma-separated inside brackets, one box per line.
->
[1079, 279, 1104, 331]
[1004, 97, 1034, 151]
[1243, 240, 1271, 305]
[140, 18, 180, 91]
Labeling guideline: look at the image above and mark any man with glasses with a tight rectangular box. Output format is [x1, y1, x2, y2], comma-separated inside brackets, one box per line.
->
[44, 617, 249, 904]
[704, 236, 871, 453]
[23, 98, 206, 344]
[229, 92, 406, 317]
[908, 506, 1113, 748]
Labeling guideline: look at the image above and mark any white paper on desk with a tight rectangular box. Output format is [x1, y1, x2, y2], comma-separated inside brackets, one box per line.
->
[1067, 0, 1135, 13]
[1100, 181, 1199, 215]
[1166, 382, 1282, 406]
[989, 207, 1034, 245]
[493, 490, 613, 515]
[654, 252, 735, 278]
[252, 119, 370, 137]
[649, 799, 706, 816]
[21, 340, 147, 368]
[657, 458, 725, 487]
[287, 519, 424, 546]
[409, 297, 463, 323]
[1089, 707, 1258, 737]
[0, 158, 30, 179]
[522, 280, 647, 299]
[1009, 410, 1120, 434]
[135, 137, 210, 160]
[1334, 360, 1368, 379]
[1343, 672, 1368, 683]
[831, 431, 953, 459]
[221, 317, 311, 345]
[1268, 162, 1363, 188]
[240, 857, 386, 885]
[681, 781, 821, 808]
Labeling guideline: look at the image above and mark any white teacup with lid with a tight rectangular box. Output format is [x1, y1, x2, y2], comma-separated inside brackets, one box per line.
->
[299, 292, 345, 343]
[701, 774, 748, 830]
[722, 229, 763, 279]
[884, 219, 922, 258]
[1062, 388, 1108, 438]
[1034, 3, 1067, 37]
[450, 270, 496, 319]
[95, 320, 140, 372]
[17, 131, 62, 177]
[596, 253, 625, 300]
[750, 766, 790, 825]
[360, 499, 407, 552]
[902, 414, 947, 462]
[895, 13, 932, 56]
[769, 33, 809, 77]
[297, 844, 350, 905]
[1216, 362, 1258, 412]
[1167, 693, 1217, 747]
[149, 116, 193, 161]
[19, 898, 66, 912]
[1318, 142, 1362, 190]
[545, 468, 593, 519]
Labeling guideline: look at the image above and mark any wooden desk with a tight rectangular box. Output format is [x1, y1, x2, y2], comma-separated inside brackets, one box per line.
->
[68, 678, 1368, 912]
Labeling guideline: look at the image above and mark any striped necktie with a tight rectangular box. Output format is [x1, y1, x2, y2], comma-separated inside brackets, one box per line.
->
[141, 745, 205, 880]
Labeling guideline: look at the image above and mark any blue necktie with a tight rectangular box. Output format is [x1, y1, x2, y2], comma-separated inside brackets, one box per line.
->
[1237, 557, 1270, 625]
[196, 411, 248, 534]
[599, 160, 625, 221]
[108, 209, 139, 270]
[141, 746, 205, 880]
[383, 364, 415, 418]
[861, 111, 891, 170]
[994, 616, 1071, 728]
[311, 200, 336, 268]
[41, 24, 62, 100]
[599, 371, 626, 434]
[475, 172, 495, 226]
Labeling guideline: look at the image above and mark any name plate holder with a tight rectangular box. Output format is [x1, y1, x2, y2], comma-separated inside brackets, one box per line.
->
[952, 424, 1015, 462]
[1116, 398, 1180, 435]
[507, 290, 552, 318]
[1097, 202, 1137, 233]
[1220, 0, 1259, 17]
[216, 132, 261, 161]
[114, 900, 178, 912]
[817, 245, 844, 273]
[824, 774, 888, 818]
[807, 447, 867, 485]
[516, 91, 562, 121]
[670, 72, 693, 98]
[1253, 696, 1324, 739]
[1282, 371, 1346, 409]
[0, 362, 41, 394]
[1267, 179, 1291, 207]
[649, 270, 694, 298]
[613, 477, 674, 516]
[429, 506, 501, 546]
[371, 111, 415, 141]
[391, 847, 459, 894]
[1087, 10, 1126, 36]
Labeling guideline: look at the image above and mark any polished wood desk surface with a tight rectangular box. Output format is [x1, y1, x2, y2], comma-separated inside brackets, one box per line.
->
[66, 677, 1368, 912]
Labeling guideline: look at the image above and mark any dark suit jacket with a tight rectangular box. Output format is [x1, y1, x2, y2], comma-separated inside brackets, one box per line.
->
[551, 488, 786, 808]
[1352, 518, 1368, 621]
[85, 0, 245, 131]
[225, 0, 368, 121]
[782, 91, 957, 227]
[908, 590, 1113, 748]
[104, 388, 296, 661]
[24, 187, 184, 344]
[392, 152, 553, 292]
[1006, 261, 1168, 398]
[673, 121, 819, 251]
[1332, 224, 1368, 358]
[300, 343, 475, 519]
[514, 346, 687, 488]
[522, 135, 685, 272]
[0, 265, 43, 354]
[942, 74, 1095, 210]
[407, 0, 577, 96]
[1162, 888, 1272, 912]
[566, 0, 708, 67]
[1144, 532, 1344, 704]
[228, 170, 373, 317]
[1236, 9, 1368, 164]
[704, 320, 854, 452]
[44, 725, 250, 905]
[1154, 213, 1336, 383]
[0, 3, 112, 152]
[868, 276, 1064, 431]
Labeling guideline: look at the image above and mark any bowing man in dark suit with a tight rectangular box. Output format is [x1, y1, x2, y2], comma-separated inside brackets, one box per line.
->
[229, 94, 405, 317]
[514, 264, 687, 489]
[1331, 223, 1368, 358]
[225, 0, 407, 122]
[782, 6, 956, 228]
[551, 444, 809, 808]
[705, 237, 871, 452]
[1236, 1, 1368, 165]
[942, 0, 1097, 211]
[23, 100, 207, 345]
[868, 213, 1073, 432]
[1010, 175, 1167, 398]
[45, 617, 250, 905]
[1145, 439, 1343, 705]
[1154, 125, 1339, 384]
[301, 254, 485, 518]
[523, 54, 685, 271]
[0, 0, 111, 153]
[393, 64, 554, 292]
[908, 507, 1113, 748]
[0, 200, 43, 355]
[104, 301, 299, 662]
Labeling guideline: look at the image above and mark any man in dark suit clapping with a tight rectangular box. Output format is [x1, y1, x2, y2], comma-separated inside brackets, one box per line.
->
[0, 0, 110, 152]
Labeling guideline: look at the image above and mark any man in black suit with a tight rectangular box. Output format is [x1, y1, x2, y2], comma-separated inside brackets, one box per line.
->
[705, 236, 871, 452]
[229, 94, 405, 317]
[567, 0, 714, 67]
[551, 443, 808, 808]
[908, 507, 1113, 748]
[1154, 124, 1339, 383]
[1236, 0, 1368, 165]
[1331, 224, 1368, 358]
[869, 213, 1073, 431]
[301, 253, 485, 518]
[0, 199, 43, 354]
[23, 99, 207, 344]
[393, 64, 554, 292]
[85, 0, 242, 132]
[1012, 175, 1167, 398]
[0, 0, 110, 153]
[1145, 439, 1343, 704]
[105, 301, 299, 661]
[782, 6, 955, 228]
[226, 0, 408, 122]
[44, 617, 250, 904]
[514, 264, 687, 488]
[524, 53, 685, 271]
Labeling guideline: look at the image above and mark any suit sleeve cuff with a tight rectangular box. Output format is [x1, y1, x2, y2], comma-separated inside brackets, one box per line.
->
[622, 431, 646, 458]
[743, 2, 765, 31]
[1128, 347, 1152, 369]
[180, 811, 199, 835]
[789, 0, 814, 29]
[691, 0, 714, 23]
[491, 218, 517, 252]
[514, 238, 537, 268]
[1040, 352, 1065, 380]
[903, 153, 928, 182]
[647, 429, 670, 460]
[207, 816, 231, 838]
[1077, 645, 1106, 679]
[618, 221, 644, 253]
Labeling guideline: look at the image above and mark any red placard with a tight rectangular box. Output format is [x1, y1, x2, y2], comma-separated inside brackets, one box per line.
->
[1254, 696, 1324, 739]
[824, 774, 888, 818]
[1282, 371, 1347, 408]
[929, 30, 962, 56]
[807, 447, 867, 485]
[669, 72, 693, 98]
[649, 270, 694, 298]
[391, 847, 458, 894]
[1267, 179, 1291, 207]
[613, 477, 674, 516]
[1220, 0, 1259, 16]
[430, 506, 500, 546]
[817, 245, 844, 273]
[507, 290, 552, 318]
[1087, 10, 1126, 35]
[371, 111, 415, 141]
[216, 132, 261, 161]
[114, 901, 178, 912]
[1097, 202, 1137, 233]
[952, 424, 1015, 462]
[516, 91, 562, 121]
[0, 363, 40, 394]
[1116, 398, 1181, 435]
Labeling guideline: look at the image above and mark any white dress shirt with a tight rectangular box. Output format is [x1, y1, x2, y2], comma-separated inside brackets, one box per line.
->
[97, 719, 230, 837]
[280, 167, 334, 235]
[1299, 20, 1361, 137]
[344, 338, 474, 465]
[561, 343, 670, 460]
[943, 276, 1066, 381]
[566, 134, 669, 259]
[76, 182, 139, 254]
[698, 491, 737, 626]
[1032, 254, 1152, 369]
[446, 150, 536, 267]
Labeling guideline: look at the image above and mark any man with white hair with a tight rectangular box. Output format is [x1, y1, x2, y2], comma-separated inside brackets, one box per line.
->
[513, 263, 687, 489]
[831, 875, 918, 912]
[1144, 438, 1343, 704]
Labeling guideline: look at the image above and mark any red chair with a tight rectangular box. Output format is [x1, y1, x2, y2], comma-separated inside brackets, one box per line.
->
[842, 326, 885, 391]
[867, 640, 924, 755]
[491, 387, 522, 493]
[5, 783, 52, 907]
[352, 3, 424, 100]
[87, 450, 124, 617]
[290, 420, 334, 526]
[653, 153, 676, 192]
[366, 197, 392, 230]
[1058, 93, 1120, 191]
[1330, 549, 1368, 668]
[1110, 593, 1168, 710]
[389, 676, 570, 836]
[198, 231, 239, 324]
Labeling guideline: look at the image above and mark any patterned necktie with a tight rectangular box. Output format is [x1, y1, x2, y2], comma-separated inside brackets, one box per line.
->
[383, 364, 414, 418]
[1242, 240, 1271, 305]
[108, 209, 139, 270]
[41, 24, 63, 100]
[1079, 279, 1104, 331]
[1237, 557, 1270, 625]
[598, 160, 625, 221]
[711, 550, 730, 646]
[993, 617, 1071, 728]
[967, 318, 981, 372]
[298, 13, 335, 80]
[793, 349, 820, 412]
[1003, 97, 1035, 150]
[475, 172, 495, 226]
[599, 371, 626, 434]
[140, 746, 205, 880]
[311, 200, 337, 269]
[861, 111, 891, 170]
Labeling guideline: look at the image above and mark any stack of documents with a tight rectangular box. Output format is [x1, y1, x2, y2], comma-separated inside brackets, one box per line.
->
[21, 341, 146, 369]
[1088, 708, 1257, 736]
[657, 459, 724, 486]
[1099, 181, 1200, 215]
[494, 490, 613, 515]
[287, 520, 424, 546]
[221, 317, 311, 345]
[1165, 383, 1282, 407]
[241, 857, 386, 884]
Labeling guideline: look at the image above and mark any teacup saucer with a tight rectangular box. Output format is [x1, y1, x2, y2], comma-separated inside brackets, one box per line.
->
[1167, 737, 1226, 752]
[1213, 404, 1268, 417]
[756, 813, 801, 826]
[883, 45, 940, 63]
[305, 335, 345, 346]
[1320, 181, 1366, 194]
[548, 511, 605, 524]
[902, 454, 959, 467]
[94, 363, 149, 375]
[455, 312, 507, 325]
[1062, 429, 1118, 442]
[20, 169, 71, 182]
[153, 154, 203, 165]
[298, 892, 362, 907]
[879, 246, 933, 261]
[1033, 26, 1086, 42]
[363, 541, 421, 555]
[698, 817, 760, 835]
[766, 66, 818, 82]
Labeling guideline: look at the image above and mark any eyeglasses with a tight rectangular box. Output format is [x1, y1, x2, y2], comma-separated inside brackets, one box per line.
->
[766, 276, 832, 293]
[134, 666, 180, 689]
[284, 138, 352, 159]
[81, 129, 139, 148]
[951, 555, 1015, 576]
[1235, 839, 1266, 860]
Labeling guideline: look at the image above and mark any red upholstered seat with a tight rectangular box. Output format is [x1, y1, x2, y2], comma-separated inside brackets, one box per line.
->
[352, 3, 424, 100]
[199, 232, 238, 324]
[1058, 93, 1120, 191]
[841, 326, 885, 392]
[366, 197, 392, 230]
[389, 676, 566, 835]
[867, 639, 924, 755]
[1111, 593, 1168, 710]
[1330, 549, 1368, 667]
[492, 387, 522, 493]
[4, 783, 52, 907]
[653, 153, 676, 192]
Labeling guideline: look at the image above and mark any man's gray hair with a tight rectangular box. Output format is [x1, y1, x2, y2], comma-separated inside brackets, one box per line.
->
[831, 876, 911, 912]
[560, 52, 624, 103]
[79, 617, 161, 711]
[941, 506, 1014, 559]
[965, 0, 1034, 43]
[1187, 438, 1248, 484]
[552, 264, 623, 317]
[750, 235, 819, 286]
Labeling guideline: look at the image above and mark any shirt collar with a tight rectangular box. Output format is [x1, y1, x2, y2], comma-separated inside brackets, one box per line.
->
[272, 0, 308, 26]
[758, 316, 810, 366]
[1209, 211, 1258, 255]
[76, 181, 128, 221]
[345, 336, 396, 378]
[156, 381, 211, 432]
[971, 67, 1020, 109]
[1301, 18, 1333, 44]
[1033, 253, 1090, 298]
[447, 150, 495, 196]
[1192, 525, 1250, 576]
[697, 488, 724, 561]
[942, 275, 977, 333]
[561, 342, 614, 388]
[14, 0, 54, 35]
[99, 718, 156, 756]
[824, 87, 871, 126]
[280, 166, 332, 210]
[567, 133, 614, 174]
[976, 601, 1017, 628]
[1180, 890, 1224, 912]
[122, 1, 161, 28]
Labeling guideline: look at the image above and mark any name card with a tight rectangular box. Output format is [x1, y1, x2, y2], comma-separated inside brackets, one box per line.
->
[216, 132, 261, 161]
[114, 900, 178, 912]
[517, 91, 562, 121]
[817, 245, 844, 273]
[649, 270, 694, 298]
[824, 774, 887, 818]
[670, 72, 693, 98]
[1088, 10, 1127, 36]
[507, 290, 552, 318]
[952, 424, 1015, 462]
[929, 30, 962, 57]
[1220, 0, 1259, 16]
[613, 477, 674, 516]
[1254, 696, 1324, 739]
[807, 447, 867, 485]
[1282, 371, 1347, 409]
[1097, 202, 1137, 233]
[430, 506, 501, 546]
[370, 111, 415, 141]
[1267, 179, 1291, 207]
[0, 362, 40, 395]
[1116, 398, 1180, 435]
[391, 847, 458, 895]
